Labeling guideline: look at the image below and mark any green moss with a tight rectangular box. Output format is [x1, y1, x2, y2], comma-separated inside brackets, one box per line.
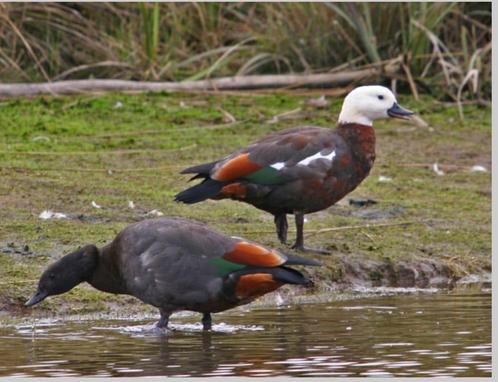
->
[0, 92, 490, 316]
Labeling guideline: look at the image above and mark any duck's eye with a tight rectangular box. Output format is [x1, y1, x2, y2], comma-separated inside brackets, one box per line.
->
[49, 273, 55, 280]
[377, 95, 384, 100]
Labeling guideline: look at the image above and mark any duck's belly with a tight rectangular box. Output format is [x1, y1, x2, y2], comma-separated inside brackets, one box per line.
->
[136, 276, 274, 315]
[245, 175, 364, 215]
[141, 289, 246, 315]
[184, 298, 246, 314]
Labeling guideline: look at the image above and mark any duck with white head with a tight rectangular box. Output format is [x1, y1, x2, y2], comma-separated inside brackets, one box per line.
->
[175, 85, 414, 253]
[338, 85, 413, 125]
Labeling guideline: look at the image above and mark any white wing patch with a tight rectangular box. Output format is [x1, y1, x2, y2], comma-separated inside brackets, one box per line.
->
[270, 162, 285, 170]
[268, 150, 336, 170]
[298, 150, 336, 166]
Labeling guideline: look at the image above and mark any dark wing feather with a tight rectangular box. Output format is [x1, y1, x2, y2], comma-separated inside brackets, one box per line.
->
[174, 179, 225, 204]
[181, 160, 218, 177]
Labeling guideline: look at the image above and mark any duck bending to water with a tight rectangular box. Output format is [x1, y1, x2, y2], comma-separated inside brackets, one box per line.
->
[25, 217, 319, 330]
[175, 86, 413, 253]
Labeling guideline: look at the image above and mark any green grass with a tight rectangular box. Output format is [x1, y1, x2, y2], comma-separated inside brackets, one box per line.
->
[0, 91, 490, 316]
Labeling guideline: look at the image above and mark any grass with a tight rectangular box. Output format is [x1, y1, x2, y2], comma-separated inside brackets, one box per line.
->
[0, 91, 491, 317]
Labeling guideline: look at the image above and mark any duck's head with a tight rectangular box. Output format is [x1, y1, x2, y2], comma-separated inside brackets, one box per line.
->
[338, 85, 413, 126]
[25, 245, 99, 307]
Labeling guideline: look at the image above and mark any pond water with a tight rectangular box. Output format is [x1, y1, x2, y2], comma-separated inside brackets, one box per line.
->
[0, 289, 491, 377]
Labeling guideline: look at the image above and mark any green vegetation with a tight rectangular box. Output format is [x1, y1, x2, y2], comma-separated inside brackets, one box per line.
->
[0, 94, 491, 313]
[0, 3, 491, 101]
[0, 91, 490, 316]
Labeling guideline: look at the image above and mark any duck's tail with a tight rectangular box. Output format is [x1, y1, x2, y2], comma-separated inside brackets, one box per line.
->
[174, 179, 224, 204]
[283, 253, 321, 267]
[270, 266, 313, 286]
[180, 160, 218, 180]
[235, 266, 314, 287]
[176, 161, 223, 204]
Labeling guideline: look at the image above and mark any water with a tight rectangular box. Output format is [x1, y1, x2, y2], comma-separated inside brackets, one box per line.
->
[0, 290, 490, 377]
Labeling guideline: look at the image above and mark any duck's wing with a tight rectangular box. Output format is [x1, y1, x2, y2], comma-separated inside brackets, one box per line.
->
[210, 237, 321, 278]
[176, 127, 344, 203]
[215, 127, 340, 183]
[215, 238, 319, 301]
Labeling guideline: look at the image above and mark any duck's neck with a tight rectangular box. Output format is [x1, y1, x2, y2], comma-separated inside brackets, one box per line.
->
[338, 112, 373, 127]
[87, 244, 129, 295]
[336, 122, 376, 170]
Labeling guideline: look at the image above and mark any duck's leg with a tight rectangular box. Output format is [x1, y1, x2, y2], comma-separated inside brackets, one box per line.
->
[157, 309, 171, 329]
[274, 213, 288, 245]
[291, 212, 306, 250]
[202, 312, 212, 331]
[291, 212, 330, 255]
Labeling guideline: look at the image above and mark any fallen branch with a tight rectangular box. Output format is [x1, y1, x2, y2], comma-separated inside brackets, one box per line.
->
[305, 220, 425, 238]
[235, 220, 427, 237]
[0, 62, 400, 97]
[266, 107, 303, 124]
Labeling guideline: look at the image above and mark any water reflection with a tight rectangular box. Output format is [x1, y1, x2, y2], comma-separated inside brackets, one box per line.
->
[0, 291, 491, 377]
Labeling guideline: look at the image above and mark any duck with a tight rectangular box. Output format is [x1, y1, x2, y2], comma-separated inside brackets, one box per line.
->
[25, 217, 319, 330]
[175, 85, 413, 253]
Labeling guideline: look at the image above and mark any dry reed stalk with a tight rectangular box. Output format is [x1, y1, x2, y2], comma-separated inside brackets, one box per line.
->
[401, 62, 419, 100]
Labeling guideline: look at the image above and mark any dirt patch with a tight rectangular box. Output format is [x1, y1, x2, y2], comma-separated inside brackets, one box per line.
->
[1, 242, 37, 257]
[350, 206, 406, 220]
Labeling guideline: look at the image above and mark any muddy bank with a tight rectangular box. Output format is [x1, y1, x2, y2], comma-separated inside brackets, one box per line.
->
[0, 217, 490, 318]
[0, 249, 489, 319]
[336, 258, 457, 288]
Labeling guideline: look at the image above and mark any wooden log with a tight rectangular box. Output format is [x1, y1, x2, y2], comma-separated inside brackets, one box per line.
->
[0, 62, 400, 97]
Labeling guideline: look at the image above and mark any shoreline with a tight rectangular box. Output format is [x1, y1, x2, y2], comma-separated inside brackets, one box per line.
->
[1, 271, 490, 324]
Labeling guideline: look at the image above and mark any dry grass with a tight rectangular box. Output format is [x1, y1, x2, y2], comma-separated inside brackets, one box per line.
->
[0, 3, 491, 101]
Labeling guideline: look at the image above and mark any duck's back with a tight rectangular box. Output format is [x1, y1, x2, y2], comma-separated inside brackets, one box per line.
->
[109, 217, 235, 310]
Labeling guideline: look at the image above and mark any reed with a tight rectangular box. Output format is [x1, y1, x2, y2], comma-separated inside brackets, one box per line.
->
[0, 2, 491, 99]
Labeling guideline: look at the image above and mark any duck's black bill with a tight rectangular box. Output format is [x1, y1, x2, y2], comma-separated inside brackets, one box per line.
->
[25, 289, 47, 307]
[387, 103, 414, 119]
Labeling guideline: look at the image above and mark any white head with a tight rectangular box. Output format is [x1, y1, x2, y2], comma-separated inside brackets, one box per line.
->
[338, 85, 413, 126]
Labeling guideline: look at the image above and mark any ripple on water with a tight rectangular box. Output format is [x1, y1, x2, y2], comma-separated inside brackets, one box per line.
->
[0, 291, 491, 377]
[373, 342, 414, 348]
[360, 370, 393, 376]
[92, 322, 264, 335]
[341, 305, 397, 310]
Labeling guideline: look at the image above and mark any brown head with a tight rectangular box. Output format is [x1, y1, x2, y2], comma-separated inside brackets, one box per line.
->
[25, 244, 99, 307]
